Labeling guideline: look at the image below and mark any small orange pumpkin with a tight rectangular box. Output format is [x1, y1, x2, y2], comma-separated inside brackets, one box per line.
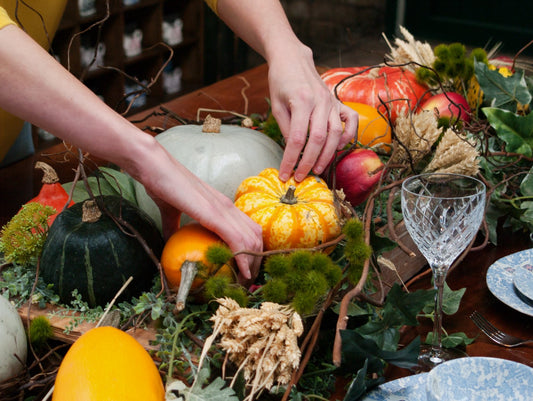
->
[234, 168, 341, 251]
[161, 223, 234, 290]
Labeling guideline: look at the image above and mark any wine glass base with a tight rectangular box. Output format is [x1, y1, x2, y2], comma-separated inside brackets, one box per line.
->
[416, 345, 468, 372]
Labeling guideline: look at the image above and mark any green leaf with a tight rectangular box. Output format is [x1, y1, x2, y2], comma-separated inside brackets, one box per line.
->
[482, 107, 533, 157]
[342, 359, 370, 401]
[475, 61, 532, 110]
[339, 330, 420, 375]
[426, 331, 475, 348]
[166, 368, 239, 401]
[441, 284, 466, 315]
[422, 282, 465, 315]
[520, 201, 533, 227]
[384, 284, 435, 326]
[520, 167, 533, 196]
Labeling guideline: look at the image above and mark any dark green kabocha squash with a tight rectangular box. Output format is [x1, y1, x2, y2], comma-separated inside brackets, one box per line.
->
[40, 195, 164, 307]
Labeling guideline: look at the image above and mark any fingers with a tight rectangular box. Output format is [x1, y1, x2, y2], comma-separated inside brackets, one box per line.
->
[194, 189, 264, 282]
[277, 96, 359, 182]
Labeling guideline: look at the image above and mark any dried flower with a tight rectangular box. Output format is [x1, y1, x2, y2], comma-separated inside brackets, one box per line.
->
[383, 26, 436, 73]
[210, 298, 303, 400]
[390, 110, 441, 167]
[424, 129, 480, 176]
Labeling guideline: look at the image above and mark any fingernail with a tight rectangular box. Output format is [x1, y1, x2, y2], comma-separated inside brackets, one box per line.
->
[279, 173, 289, 182]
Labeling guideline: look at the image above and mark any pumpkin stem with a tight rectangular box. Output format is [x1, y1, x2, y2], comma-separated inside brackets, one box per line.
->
[175, 260, 198, 313]
[280, 185, 298, 205]
[202, 114, 222, 133]
[35, 161, 59, 184]
[82, 200, 102, 223]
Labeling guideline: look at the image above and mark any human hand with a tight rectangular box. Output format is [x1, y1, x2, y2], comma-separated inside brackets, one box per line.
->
[267, 46, 358, 182]
[157, 194, 263, 285]
[143, 152, 264, 284]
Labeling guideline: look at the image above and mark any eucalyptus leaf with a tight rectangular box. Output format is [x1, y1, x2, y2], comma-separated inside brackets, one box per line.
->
[475, 61, 532, 110]
[482, 107, 533, 157]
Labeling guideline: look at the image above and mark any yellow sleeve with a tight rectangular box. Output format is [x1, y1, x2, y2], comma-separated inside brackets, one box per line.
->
[0, 7, 16, 29]
[204, 0, 218, 15]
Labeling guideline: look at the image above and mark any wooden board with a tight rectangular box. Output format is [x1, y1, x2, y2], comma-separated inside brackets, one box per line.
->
[17, 302, 158, 350]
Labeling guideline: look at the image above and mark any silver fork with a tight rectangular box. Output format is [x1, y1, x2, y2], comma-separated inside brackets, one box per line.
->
[470, 310, 533, 348]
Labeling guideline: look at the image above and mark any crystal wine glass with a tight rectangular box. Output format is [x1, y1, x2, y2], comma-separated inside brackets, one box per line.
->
[401, 173, 486, 370]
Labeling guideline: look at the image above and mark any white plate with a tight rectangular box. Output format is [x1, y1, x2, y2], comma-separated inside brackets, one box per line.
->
[513, 265, 533, 302]
[426, 357, 533, 401]
[360, 373, 427, 401]
[486, 248, 533, 316]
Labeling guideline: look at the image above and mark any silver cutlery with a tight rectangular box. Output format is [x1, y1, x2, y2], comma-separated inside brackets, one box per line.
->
[470, 310, 533, 348]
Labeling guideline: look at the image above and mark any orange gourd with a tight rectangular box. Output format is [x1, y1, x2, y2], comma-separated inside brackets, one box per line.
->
[343, 102, 392, 150]
[26, 162, 74, 225]
[52, 326, 164, 401]
[234, 168, 341, 251]
[161, 223, 234, 290]
[321, 66, 429, 123]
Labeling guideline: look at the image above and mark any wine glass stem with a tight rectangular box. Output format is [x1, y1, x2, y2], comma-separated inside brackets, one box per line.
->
[430, 267, 447, 361]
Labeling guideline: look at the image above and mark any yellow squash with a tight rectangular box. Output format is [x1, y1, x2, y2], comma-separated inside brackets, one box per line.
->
[234, 168, 341, 251]
[53, 326, 164, 401]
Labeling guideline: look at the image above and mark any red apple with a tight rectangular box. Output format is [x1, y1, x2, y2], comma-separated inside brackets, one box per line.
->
[334, 148, 384, 206]
[419, 92, 471, 125]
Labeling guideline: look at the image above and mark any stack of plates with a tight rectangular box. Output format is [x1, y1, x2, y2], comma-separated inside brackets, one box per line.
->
[361, 357, 533, 400]
[486, 248, 533, 316]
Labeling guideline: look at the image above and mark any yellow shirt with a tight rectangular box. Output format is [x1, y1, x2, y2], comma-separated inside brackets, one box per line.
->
[0, 1, 67, 163]
[204, 0, 218, 14]
[0, 0, 217, 162]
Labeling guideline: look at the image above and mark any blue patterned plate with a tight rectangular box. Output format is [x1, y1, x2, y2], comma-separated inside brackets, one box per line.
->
[513, 264, 533, 302]
[486, 248, 533, 316]
[426, 357, 533, 401]
[360, 373, 427, 401]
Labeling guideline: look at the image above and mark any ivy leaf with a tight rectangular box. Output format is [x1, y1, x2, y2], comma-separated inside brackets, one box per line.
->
[339, 330, 420, 375]
[520, 201, 533, 228]
[342, 359, 370, 401]
[384, 284, 435, 326]
[426, 331, 475, 348]
[475, 61, 532, 110]
[422, 283, 465, 315]
[339, 330, 386, 374]
[520, 166, 533, 196]
[482, 107, 533, 157]
[441, 284, 466, 315]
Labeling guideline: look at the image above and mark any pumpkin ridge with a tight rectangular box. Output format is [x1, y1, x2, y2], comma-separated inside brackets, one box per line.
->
[57, 223, 83, 301]
[84, 241, 96, 307]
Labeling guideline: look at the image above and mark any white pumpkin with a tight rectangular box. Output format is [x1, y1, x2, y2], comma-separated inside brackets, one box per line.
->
[0, 295, 27, 383]
[134, 117, 284, 230]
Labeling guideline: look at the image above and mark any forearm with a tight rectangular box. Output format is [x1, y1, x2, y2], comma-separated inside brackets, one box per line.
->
[0, 24, 147, 171]
[216, 0, 309, 66]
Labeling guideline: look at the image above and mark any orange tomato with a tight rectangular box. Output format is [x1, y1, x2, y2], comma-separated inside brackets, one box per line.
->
[344, 102, 391, 150]
[53, 326, 164, 401]
[161, 223, 234, 290]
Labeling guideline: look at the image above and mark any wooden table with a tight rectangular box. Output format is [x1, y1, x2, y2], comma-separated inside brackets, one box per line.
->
[1, 63, 533, 393]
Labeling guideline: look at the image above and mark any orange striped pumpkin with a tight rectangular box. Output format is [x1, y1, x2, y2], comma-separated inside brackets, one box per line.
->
[234, 168, 341, 251]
